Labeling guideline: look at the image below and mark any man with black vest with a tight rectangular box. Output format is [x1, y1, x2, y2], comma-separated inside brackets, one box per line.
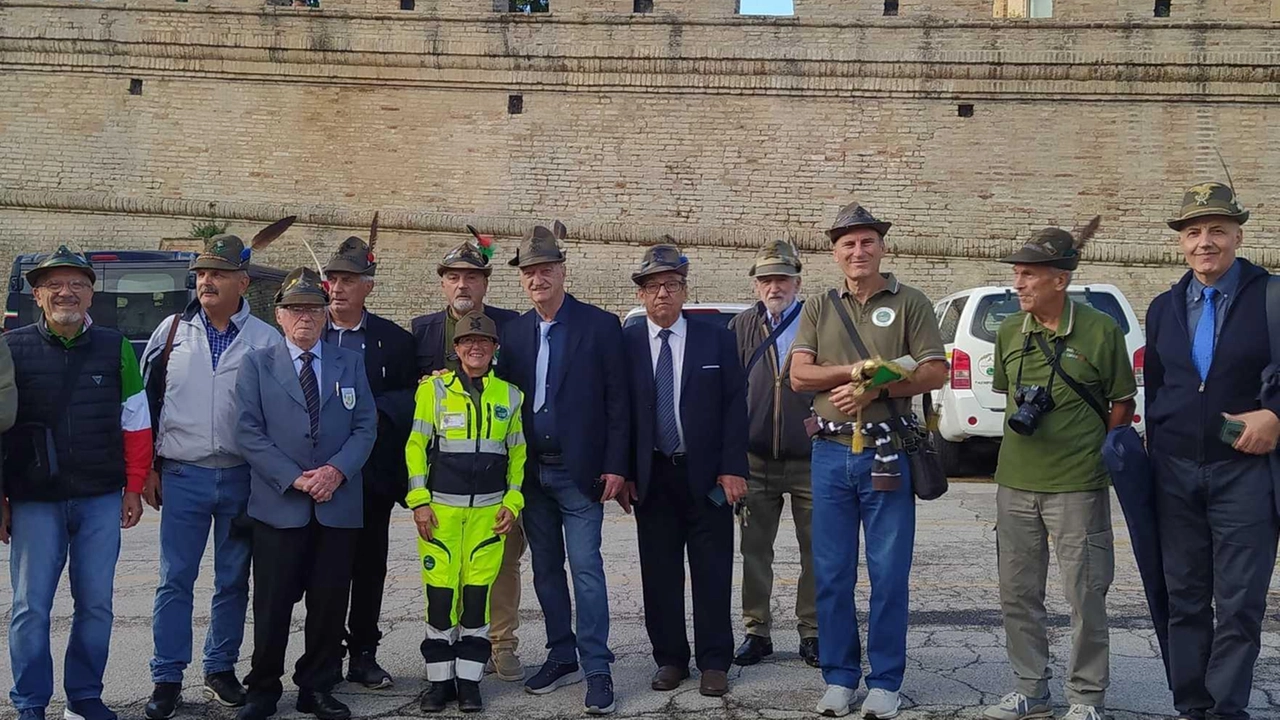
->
[322, 230, 418, 689]
[409, 237, 525, 681]
[1145, 182, 1280, 720]
[2, 247, 153, 720]
[727, 239, 818, 669]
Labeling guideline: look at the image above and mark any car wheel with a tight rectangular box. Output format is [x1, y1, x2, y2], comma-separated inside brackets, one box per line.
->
[934, 431, 965, 477]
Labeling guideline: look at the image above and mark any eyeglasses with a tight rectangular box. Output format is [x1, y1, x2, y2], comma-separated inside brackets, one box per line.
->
[38, 280, 92, 293]
[456, 337, 495, 347]
[640, 280, 686, 296]
[282, 305, 326, 316]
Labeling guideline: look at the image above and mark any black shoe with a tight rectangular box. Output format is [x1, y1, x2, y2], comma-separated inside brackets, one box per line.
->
[204, 672, 247, 708]
[456, 680, 483, 713]
[799, 637, 820, 668]
[295, 690, 350, 720]
[732, 635, 774, 666]
[419, 682, 457, 714]
[346, 651, 393, 689]
[145, 683, 182, 720]
[235, 699, 276, 720]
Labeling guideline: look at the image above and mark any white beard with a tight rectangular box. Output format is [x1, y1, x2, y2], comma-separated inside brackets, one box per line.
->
[452, 298, 476, 314]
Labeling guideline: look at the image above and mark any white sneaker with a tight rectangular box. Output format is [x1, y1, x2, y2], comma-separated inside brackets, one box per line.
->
[984, 692, 1053, 720]
[815, 685, 857, 717]
[1060, 704, 1104, 720]
[860, 688, 901, 719]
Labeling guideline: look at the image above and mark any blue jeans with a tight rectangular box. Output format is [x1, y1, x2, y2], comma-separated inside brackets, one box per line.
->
[8, 491, 123, 711]
[150, 462, 252, 683]
[521, 464, 614, 677]
[810, 439, 916, 691]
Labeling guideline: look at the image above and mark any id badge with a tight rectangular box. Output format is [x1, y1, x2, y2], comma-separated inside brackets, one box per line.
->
[441, 412, 467, 431]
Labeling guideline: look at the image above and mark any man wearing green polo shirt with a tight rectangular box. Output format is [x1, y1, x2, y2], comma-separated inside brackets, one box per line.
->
[983, 221, 1136, 720]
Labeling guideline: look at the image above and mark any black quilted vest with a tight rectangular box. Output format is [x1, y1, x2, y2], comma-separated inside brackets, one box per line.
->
[3, 323, 126, 501]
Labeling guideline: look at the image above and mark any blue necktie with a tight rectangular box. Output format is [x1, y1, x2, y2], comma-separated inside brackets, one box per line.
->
[655, 329, 681, 455]
[1192, 286, 1218, 381]
[534, 321, 553, 412]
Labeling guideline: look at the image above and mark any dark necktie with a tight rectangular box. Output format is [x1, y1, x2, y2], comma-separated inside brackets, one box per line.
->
[655, 329, 681, 455]
[298, 351, 320, 440]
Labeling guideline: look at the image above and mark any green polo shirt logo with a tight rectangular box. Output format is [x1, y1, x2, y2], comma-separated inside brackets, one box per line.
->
[871, 307, 896, 327]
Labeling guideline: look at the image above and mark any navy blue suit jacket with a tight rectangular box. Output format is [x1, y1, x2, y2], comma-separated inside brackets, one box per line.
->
[356, 312, 418, 501]
[624, 315, 750, 504]
[411, 304, 520, 376]
[497, 294, 631, 496]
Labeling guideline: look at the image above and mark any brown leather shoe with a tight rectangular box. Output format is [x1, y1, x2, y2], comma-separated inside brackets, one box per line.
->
[699, 670, 728, 697]
[650, 666, 689, 691]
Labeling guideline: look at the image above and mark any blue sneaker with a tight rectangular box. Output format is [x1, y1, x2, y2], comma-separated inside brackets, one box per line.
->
[64, 699, 117, 720]
[524, 659, 584, 695]
[584, 674, 616, 715]
[18, 708, 47, 720]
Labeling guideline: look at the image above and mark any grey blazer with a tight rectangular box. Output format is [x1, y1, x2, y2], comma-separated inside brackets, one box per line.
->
[235, 341, 377, 529]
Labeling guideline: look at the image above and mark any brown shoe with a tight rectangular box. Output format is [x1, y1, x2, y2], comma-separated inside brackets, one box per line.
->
[650, 666, 689, 691]
[699, 670, 728, 697]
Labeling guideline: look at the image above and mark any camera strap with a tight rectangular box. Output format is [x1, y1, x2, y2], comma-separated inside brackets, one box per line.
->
[745, 302, 801, 377]
[1032, 333, 1109, 426]
[825, 289, 934, 447]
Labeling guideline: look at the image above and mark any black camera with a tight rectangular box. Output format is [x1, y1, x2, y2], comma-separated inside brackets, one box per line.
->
[1009, 385, 1055, 436]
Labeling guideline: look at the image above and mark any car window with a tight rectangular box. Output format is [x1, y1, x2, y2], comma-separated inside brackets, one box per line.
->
[937, 297, 966, 344]
[99, 266, 191, 340]
[969, 290, 1130, 343]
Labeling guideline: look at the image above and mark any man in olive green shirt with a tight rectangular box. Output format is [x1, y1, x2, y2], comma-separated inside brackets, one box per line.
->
[984, 221, 1137, 720]
[790, 202, 947, 720]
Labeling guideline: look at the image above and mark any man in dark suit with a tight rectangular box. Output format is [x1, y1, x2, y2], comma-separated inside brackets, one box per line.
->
[496, 221, 630, 716]
[322, 232, 418, 689]
[621, 243, 749, 699]
[234, 268, 377, 720]
[408, 237, 525, 681]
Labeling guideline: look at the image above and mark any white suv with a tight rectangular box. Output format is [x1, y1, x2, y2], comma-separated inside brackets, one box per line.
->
[932, 284, 1146, 474]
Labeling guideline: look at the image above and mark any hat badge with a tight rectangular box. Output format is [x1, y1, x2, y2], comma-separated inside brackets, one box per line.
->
[1189, 183, 1216, 206]
[468, 316, 485, 332]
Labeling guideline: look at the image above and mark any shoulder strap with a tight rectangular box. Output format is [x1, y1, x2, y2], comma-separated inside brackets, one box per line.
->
[1032, 333, 1108, 425]
[147, 314, 182, 443]
[1267, 275, 1280, 364]
[744, 303, 801, 377]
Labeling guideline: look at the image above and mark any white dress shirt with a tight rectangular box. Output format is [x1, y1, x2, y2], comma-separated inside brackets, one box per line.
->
[286, 338, 323, 390]
[647, 314, 687, 452]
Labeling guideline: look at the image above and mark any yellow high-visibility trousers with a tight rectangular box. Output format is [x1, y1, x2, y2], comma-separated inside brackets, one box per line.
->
[418, 503, 506, 682]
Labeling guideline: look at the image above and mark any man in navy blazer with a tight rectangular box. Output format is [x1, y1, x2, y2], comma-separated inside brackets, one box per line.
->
[495, 222, 630, 715]
[234, 268, 377, 720]
[409, 238, 525, 681]
[322, 235, 419, 690]
[621, 244, 749, 699]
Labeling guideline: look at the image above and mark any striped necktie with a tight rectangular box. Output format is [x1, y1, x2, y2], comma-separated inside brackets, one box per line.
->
[655, 329, 681, 455]
[298, 351, 320, 441]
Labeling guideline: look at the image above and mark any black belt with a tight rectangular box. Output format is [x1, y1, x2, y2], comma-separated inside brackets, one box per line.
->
[652, 451, 687, 467]
[537, 452, 565, 466]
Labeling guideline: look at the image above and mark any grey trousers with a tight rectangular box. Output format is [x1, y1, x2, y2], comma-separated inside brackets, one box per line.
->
[996, 485, 1114, 707]
[740, 453, 817, 640]
[1154, 453, 1279, 720]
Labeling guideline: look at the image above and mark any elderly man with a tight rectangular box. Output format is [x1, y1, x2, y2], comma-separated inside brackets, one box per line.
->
[727, 240, 818, 668]
[2, 247, 152, 720]
[984, 220, 1136, 720]
[322, 233, 418, 689]
[407, 311, 526, 714]
[790, 203, 947, 719]
[496, 222, 630, 715]
[622, 244, 749, 698]
[1145, 183, 1280, 720]
[410, 237, 525, 680]
[234, 268, 376, 720]
[141, 233, 283, 720]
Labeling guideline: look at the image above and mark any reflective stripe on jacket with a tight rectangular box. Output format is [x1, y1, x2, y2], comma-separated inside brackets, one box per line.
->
[405, 370, 526, 514]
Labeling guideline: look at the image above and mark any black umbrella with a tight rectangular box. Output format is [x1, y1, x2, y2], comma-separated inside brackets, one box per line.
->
[1102, 426, 1170, 685]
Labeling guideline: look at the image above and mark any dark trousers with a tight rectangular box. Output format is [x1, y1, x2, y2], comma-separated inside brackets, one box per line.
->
[1154, 453, 1279, 720]
[345, 492, 397, 655]
[245, 518, 358, 706]
[635, 455, 734, 672]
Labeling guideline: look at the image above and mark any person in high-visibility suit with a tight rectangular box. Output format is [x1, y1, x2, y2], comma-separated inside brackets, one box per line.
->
[405, 311, 526, 714]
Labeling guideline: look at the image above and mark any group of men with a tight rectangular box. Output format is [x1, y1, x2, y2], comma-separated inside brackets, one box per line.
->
[0, 178, 1275, 720]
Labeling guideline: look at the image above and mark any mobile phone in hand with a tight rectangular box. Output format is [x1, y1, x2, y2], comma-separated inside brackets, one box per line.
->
[1220, 418, 1246, 447]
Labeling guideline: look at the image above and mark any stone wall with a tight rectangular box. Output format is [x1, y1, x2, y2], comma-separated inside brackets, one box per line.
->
[1, 0, 1278, 329]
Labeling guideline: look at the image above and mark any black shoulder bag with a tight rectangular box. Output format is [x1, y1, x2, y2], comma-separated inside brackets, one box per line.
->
[826, 289, 948, 500]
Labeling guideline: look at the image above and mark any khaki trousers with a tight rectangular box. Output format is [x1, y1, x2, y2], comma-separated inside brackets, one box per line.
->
[996, 485, 1114, 707]
[740, 453, 817, 639]
[488, 518, 526, 652]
